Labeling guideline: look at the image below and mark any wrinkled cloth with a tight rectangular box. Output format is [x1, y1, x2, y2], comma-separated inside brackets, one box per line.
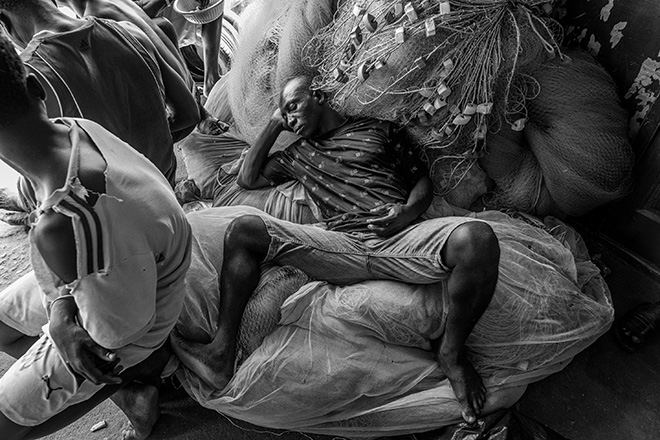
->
[178, 129, 320, 223]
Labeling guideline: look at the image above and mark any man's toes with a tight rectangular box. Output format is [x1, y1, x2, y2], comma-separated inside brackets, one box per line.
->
[474, 394, 484, 410]
[461, 407, 477, 425]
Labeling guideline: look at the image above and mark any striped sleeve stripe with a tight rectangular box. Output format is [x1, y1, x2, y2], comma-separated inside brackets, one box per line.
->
[58, 195, 105, 276]
[69, 192, 105, 272]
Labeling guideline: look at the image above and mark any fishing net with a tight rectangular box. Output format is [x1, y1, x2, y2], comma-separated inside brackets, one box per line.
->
[480, 51, 635, 216]
[176, 207, 612, 436]
[226, 0, 337, 150]
[225, 0, 633, 216]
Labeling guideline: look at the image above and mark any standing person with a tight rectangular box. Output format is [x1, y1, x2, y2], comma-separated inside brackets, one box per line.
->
[56, 0, 230, 135]
[0, 31, 192, 440]
[135, 0, 223, 97]
[0, 0, 200, 187]
[171, 76, 501, 424]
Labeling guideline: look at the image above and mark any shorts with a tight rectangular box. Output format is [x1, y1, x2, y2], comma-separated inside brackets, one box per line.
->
[0, 271, 161, 427]
[259, 213, 479, 285]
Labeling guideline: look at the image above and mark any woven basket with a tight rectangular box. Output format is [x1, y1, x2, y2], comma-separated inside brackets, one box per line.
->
[174, 0, 225, 24]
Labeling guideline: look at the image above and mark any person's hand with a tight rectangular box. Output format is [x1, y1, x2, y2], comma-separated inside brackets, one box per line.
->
[271, 108, 292, 132]
[49, 297, 123, 385]
[366, 203, 415, 237]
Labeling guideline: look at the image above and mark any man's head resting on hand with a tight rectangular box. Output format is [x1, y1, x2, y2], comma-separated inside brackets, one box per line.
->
[279, 76, 331, 138]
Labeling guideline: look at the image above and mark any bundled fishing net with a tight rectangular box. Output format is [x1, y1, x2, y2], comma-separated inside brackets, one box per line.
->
[226, 0, 337, 149]
[175, 207, 612, 436]
[480, 51, 635, 216]
[225, 0, 633, 216]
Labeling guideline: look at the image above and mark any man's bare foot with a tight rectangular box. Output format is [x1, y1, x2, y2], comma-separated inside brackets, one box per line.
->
[441, 354, 487, 425]
[197, 113, 230, 136]
[112, 382, 160, 440]
[169, 328, 234, 391]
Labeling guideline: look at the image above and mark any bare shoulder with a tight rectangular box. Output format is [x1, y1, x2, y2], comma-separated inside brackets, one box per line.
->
[33, 210, 77, 284]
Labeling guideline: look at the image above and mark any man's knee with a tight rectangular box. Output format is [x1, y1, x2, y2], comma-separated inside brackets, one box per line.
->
[224, 215, 270, 255]
[445, 222, 500, 269]
[0, 320, 24, 353]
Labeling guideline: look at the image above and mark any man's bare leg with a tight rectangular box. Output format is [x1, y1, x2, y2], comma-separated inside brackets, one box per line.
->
[111, 344, 172, 440]
[0, 320, 38, 359]
[170, 215, 270, 390]
[201, 17, 222, 97]
[434, 222, 499, 424]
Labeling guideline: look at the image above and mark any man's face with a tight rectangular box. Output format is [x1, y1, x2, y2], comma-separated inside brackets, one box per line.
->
[279, 80, 323, 138]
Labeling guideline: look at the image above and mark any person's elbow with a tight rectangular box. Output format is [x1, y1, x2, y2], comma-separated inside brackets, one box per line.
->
[170, 101, 201, 132]
[236, 172, 261, 189]
[169, 104, 201, 141]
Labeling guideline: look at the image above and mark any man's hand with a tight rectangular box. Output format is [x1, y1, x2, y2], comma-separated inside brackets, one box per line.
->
[271, 108, 292, 132]
[366, 203, 415, 237]
[49, 297, 123, 385]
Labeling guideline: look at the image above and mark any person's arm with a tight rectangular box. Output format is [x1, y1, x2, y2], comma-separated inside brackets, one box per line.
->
[121, 21, 200, 140]
[367, 174, 433, 237]
[49, 296, 122, 385]
[404, 174, 434, 217]
[237, 108, 289, 189]
[34, 212, 122, 385]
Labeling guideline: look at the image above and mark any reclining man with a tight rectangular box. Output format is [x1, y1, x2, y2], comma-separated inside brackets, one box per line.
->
[171, 76, 501, 424]
[0, 32, 192, 440]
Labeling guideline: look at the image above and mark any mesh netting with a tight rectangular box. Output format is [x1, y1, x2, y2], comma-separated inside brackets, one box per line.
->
[226, 0, 633, 216]
[481, 51, 635, 216]
[177, 208, 612, 436]
[226, 0, 336, 150]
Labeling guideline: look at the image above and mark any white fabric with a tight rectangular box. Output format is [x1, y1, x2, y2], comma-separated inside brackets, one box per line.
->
[175, 208, 613, 437]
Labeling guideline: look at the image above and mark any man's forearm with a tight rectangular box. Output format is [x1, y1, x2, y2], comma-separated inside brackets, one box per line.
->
[405, 175, 433, 220]
[49, 295, 78, 336]
[237, 119, 284, 188]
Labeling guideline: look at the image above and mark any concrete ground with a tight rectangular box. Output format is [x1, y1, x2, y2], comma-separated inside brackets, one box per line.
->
[1, 221, 659, 440]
